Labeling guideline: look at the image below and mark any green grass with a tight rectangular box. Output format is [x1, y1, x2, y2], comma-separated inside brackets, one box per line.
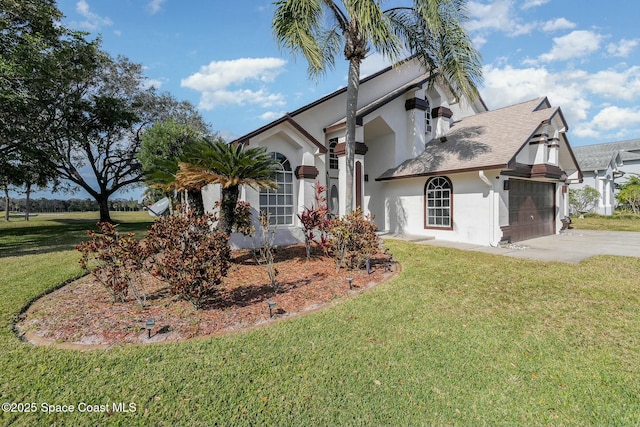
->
[1, 214, 640, 425]
[0, 212, 153, 258]
[571, 212, 640, 232]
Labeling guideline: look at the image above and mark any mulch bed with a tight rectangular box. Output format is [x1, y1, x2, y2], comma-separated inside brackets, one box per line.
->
[16, 244, 395, 349]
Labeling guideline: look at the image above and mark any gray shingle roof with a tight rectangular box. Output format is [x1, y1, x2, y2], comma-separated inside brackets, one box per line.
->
[572, 139, 640, 171]
[377, 97, 564, 180]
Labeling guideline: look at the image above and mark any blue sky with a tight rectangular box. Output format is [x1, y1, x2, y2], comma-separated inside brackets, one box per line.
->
[23, 0, 640, 200]
[55, 0, 640, 147]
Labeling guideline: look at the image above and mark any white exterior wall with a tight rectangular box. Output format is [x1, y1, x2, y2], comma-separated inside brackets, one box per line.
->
[202, 58, 488, 247]
[381, 172, 497, 246]
[571, 169, 615, 215]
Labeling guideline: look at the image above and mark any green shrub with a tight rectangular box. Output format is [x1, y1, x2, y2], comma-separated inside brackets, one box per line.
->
[329, 208, 380, 271]
[569, 185, 599, 213]
[146, 209, 231, 308]
[251, 211, 278, 291]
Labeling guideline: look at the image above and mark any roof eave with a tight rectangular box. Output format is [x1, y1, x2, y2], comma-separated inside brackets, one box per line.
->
[376, 163, 508, 181]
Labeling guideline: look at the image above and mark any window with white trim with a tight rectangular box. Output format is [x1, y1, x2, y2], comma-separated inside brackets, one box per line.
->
[259, 152, 294, 225]
[425, 176, 452, 228]
[424, 98, 432, 136]
[329, 138, 338, 170]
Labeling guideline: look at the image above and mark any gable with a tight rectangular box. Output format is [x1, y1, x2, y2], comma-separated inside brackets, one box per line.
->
[376, 97, 580, 181]
[232, 57, 488, 152]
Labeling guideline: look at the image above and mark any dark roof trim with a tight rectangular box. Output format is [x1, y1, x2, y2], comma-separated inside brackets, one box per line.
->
[236, 114, 327, 154]
[231, 64, 399, 145]
[375, 163, 507, 181]
[325, 75, 430, 132]
[506, 106, 572, 170]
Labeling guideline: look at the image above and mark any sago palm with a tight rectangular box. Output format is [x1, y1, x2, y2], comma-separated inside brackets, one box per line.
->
[176, 139, 280, 235]
[273, 0, 483, 213]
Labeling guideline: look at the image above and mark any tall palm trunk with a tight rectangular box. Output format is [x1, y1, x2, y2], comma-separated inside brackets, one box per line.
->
[344, 57, 361, 214]
[219, 184, 239, 235]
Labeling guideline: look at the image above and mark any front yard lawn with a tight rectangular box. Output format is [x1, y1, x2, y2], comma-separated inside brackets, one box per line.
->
[1, 214, 639, 426]
[571, 212, 640, 232]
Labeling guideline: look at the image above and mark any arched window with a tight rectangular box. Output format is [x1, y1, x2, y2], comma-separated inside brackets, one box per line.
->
[425, 176, 452, 229]
[329, 138, 338, 170]
[260, 152, 294, 225]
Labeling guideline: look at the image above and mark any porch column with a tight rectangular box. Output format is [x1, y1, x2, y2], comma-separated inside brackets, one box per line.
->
[294, 164, 319, 215]
[335, 140, 368, 216]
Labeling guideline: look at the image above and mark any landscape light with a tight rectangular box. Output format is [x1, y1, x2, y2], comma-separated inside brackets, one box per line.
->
[145, 318, 155, 339]
[268, 301, 276, 318]
[347, 277, 353, 290]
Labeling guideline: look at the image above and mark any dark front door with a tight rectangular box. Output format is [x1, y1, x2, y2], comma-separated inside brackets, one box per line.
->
[508, 179, 555, 242]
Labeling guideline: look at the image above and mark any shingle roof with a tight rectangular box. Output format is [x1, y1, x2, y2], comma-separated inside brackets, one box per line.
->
[572, 139, 640, 171]
[377, 97, 565, 180]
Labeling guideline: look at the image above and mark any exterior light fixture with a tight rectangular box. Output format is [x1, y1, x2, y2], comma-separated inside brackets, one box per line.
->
[366, 259, 371, 275]
[145, 318, 155, 339]
[347, 277, 354, 290]
[268, 301, 277, 318]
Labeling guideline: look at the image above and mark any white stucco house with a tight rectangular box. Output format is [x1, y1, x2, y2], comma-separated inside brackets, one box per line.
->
[572, 139, 640, 215]
[203, 58, 582, 246]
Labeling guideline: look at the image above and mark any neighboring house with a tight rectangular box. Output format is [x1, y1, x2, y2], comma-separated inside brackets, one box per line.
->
[203, 58, 582, 246]
[572, 139, 640, 215]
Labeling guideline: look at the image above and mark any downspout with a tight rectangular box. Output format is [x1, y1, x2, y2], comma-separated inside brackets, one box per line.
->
[479, 171, 500, 247]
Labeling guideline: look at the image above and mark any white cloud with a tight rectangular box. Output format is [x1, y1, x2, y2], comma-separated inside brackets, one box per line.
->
[541, 18, 576, 33]
[536, 30, 602, 62]
[574, 106, 640, 139]
[472, 34, 488, 49]
[260, 111, 286, 121]
[73, 0, 112, 31]
[181, 58, 288, 110]
[143, 78, 163, 89]
[482, 62, 640, 141]
[521, 0, 550, 10]
[467, 0, 539, 37]
[198, 89, 286, 111]
[147, 0, 166, 15]
[583, 66, 640, 101]
[182, 58, 286, 92]
[607, 38, 640, 58]
[467, 0, 514, 33]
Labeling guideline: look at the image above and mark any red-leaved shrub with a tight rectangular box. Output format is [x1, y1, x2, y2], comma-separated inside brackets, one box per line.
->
[329, 208, 380, 271]
[146, 209, 231, 308]
[297, 181, 331, 260]
[77, 222, 148, 306]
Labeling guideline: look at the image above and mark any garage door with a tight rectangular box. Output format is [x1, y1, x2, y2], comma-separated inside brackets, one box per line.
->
[508, 180, 555, 242]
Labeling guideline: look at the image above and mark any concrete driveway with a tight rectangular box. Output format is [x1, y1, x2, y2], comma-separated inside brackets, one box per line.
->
[387, 230, 640, 264]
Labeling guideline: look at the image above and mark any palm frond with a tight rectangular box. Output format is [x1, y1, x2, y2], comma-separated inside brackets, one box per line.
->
[142, 158, 179, 191]
[347, 0, 402, 61]
[384, 0, 483, 102]
[273, 0, 331, 79]
[179, 139, 279, 191]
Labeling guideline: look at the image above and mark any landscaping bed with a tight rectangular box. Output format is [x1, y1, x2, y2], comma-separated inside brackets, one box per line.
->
[16, 244, 394, 348]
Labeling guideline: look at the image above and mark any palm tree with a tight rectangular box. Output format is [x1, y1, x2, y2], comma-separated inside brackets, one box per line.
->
[273, 0, 483, 213]
[176, 139, 281, 235]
